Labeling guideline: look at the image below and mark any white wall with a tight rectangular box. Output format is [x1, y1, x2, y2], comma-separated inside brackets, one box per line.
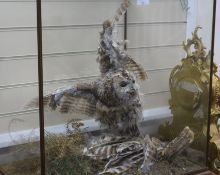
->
[187, 0, 213, 49]
[0, 0, 187, 135]
[215, 0, 220, 76]
[187, 0, 220, 76]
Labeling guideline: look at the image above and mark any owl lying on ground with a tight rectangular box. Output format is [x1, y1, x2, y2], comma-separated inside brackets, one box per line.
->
[29, 69, 142, 136]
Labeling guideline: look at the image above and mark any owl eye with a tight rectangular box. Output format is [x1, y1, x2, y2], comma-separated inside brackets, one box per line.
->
[132, 80, 135, 83]
[120, 81, 128, 87]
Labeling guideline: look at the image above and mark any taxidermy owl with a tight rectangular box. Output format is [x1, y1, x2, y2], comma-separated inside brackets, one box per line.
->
[28, 0, 147, 136]
[29, 69, 142, 136]
[97, 0, 147, 80]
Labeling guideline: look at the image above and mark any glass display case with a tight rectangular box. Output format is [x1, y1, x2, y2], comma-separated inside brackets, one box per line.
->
[0, 0, 217, 175]
[0, 1, 41, 175]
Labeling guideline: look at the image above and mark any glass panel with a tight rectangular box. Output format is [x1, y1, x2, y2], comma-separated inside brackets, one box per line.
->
[0, 1, 41, 175]
[209, 1, 219, 173]
[41, 0, 214, 174]
[128, 1, 213, 174]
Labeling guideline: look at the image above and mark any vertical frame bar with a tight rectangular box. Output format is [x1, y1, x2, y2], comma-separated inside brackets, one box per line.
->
[124, 11, 127, 50]
[36, 0, 46, 174]
[206, 0, 217, 168]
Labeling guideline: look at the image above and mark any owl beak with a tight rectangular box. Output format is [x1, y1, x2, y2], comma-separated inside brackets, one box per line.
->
[129, 89, 136, 96]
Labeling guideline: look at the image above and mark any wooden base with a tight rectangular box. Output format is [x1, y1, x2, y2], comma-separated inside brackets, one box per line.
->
[0, 168, 216, 175]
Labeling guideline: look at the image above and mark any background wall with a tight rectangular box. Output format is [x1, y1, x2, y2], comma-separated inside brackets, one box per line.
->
[0, 0, 187, 135]
[215, 0, 220, 76]
[187, 0, 213, 49]
[187, 0, 219, 75]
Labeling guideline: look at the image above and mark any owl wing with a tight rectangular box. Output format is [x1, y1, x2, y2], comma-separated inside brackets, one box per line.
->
[58, 91, 97, 116]
[27, 83, 97, 116]
[122, 56, 148, 80]
[98, 0, 147, 81]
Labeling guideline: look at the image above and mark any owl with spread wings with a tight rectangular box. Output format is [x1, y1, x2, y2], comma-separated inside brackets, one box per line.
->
[29, 69, 142, 136]
[29, 0, 147, 136]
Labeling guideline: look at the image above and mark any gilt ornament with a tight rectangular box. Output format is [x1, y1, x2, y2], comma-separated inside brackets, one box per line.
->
[159, 27, 210, 150]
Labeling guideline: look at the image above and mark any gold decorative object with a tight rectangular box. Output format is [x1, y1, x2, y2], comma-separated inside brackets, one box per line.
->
[159, 26, 220, 173]
[159, 27, 210, 150]
[209, 63, 220, 174]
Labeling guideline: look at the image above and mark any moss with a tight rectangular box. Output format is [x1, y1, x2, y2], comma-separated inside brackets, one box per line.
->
[0, 131, 106, 175]
[0, 158, 40, 175]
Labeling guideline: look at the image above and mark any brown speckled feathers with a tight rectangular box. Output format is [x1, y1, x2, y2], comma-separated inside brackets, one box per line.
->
[97, 0, 148, 81]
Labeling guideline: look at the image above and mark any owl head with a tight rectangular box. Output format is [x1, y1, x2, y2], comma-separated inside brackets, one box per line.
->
[96, 69, 140, 106]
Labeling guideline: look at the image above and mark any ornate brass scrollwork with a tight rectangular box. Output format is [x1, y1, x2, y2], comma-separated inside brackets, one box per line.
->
[183, 26, 207, 59]
[159, 27, 210, 151]
[159, 26, 220, 173]
[209, 63, 220, 174]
